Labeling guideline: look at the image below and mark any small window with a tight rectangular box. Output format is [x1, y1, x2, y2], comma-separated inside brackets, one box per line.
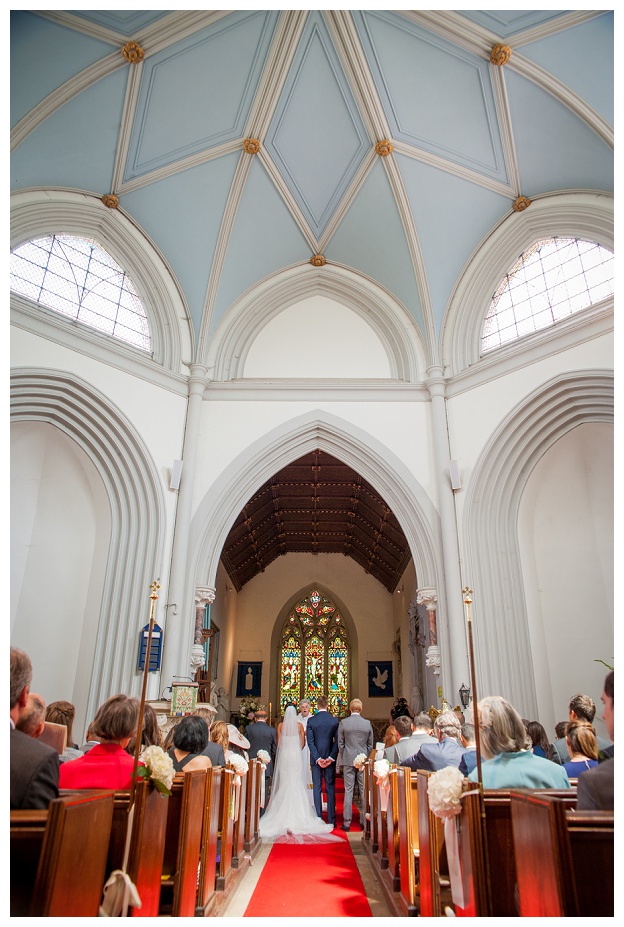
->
[482, 237, 613, 353]
[10, 234, 151, 352]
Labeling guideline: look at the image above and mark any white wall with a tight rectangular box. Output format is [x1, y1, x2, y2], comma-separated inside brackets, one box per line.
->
[519, 422, 613, 741]
[11, 421, 110, 741]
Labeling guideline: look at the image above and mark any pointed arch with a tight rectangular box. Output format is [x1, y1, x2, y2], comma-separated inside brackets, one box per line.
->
[10, 368, 167, 725]
[205, 262, 426, 382]
[462, 370, 613, 717]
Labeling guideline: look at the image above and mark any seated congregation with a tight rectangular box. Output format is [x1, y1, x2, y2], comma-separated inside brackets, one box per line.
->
[10, 645, 614, 917]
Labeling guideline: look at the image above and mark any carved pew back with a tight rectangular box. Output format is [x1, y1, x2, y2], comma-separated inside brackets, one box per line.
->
[216, 767, 236, 891]
[416, 770, 451, 917]
[396, 766, 419, 916]
[197, 766, 222, 915]
[510, 789, 612, 916]
[11, 792, 114, 916]
[231, 767, 248, 867]
[160, 770, 207, 916]
[385, 767, 401, 891]
[244, 759, 261, 851]
[362, 759, 372, 842]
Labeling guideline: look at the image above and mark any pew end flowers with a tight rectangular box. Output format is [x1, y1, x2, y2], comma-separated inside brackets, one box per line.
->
[137, 745, 175, 795]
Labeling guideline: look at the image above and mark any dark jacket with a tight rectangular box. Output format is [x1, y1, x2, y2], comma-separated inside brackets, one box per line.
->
[202, 740, 226, 767]
[404, 736, 466, 772]
[10, 727, 60, 809]
[245, 721, 277, 777]
[306, 710, 339, 764]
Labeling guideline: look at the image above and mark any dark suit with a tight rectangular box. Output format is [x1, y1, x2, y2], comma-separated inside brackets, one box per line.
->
[10, 727, 60, 809]
[404, 735, 466, 772]
[459, 747, 477, 776]
[306, 709, 339, 824]
[245, 720, 277, 778]
[202, 740, 226, 767]
[576, 757, 614, 810]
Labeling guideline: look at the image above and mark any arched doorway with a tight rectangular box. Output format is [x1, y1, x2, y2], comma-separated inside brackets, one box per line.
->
[278, 589, 350, 715]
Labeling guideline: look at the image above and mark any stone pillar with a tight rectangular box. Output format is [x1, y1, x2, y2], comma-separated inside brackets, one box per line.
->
[190, 586, 216, 674]
[417, 588, 441, 677]
[425, 364, 469, 695]
[160, 365, 209, 686]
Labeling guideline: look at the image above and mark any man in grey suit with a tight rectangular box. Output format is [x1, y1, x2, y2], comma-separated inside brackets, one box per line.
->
[385, 712, 434, 764]
[10, 647, 59, 809]
[338, 698, 373, 831]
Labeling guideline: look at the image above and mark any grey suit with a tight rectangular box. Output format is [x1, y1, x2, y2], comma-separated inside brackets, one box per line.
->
[201, 740, 226, 767]
[338, 712, 373, 827]
[10, 727, 60, 809]
[576, 758, 614, 810]
[385, 731, 432, 765]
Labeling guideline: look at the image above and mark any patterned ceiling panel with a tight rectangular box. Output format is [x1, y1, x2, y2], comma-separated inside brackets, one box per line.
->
[354, 11, 508, 183]
[69, 10, 171, 34]
[265, 12, 370, 241]
[124, 11, 279, 181]
[221, 450, 412, 592]
[458, 10, 570, 38]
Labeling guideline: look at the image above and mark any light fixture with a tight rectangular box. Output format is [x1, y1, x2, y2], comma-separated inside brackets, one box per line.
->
[459, 682, 471, 710]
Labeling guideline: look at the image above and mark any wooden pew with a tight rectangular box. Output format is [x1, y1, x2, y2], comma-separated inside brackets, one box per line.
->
[396, 766, 419, 916]
[416, 770, 452, 917]
[384, 767, 401, 891]
[376, 772, 389, 870]
[231, 767, 248, 868]
[510, 789, 613, 916]
[216, 767, 236, 891]
[362, 759, 372, 842]
[244, 758, 261, 852]
[159, 770, 207, 917]
[196, 766, 222, 916]
[11, 791, 114, 916]
[105, 781, 169, 917]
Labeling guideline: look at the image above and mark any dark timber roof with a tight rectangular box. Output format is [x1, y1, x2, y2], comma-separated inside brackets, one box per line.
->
[220, 450, 412, 592]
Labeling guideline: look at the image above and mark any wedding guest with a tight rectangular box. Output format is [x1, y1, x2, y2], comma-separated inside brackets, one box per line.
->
[468, 696, 570, 789]
[390, 697, 414, 724]
[577, 671, 614, 810]
[80, 723, 99, 754]
[525, 720, 551, 758]
[10, 647, 59, 809]
[384, 724, 400, 750]
[551, 691, 612, 764]
[46, 698, 82, 762]
[16, 692, 46, 739]
[59, 694, 140, 789]
[403, 710, 466, 772]
[563, 719, 599, 778]
[194, 705, 226, 766]
[126, 702, 163, 756]
[458, 723, 478, 776]
[168, 715, 212, 773]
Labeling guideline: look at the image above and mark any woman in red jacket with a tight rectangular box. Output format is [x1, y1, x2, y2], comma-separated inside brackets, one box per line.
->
[59, 694, 140, 789]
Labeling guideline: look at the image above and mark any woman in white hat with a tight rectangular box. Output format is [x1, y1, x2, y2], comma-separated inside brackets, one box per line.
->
[211, 720, 250, 764]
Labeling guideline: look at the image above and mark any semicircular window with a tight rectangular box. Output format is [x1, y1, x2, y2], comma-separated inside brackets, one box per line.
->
[482, 237, 613, 354]
[10, 234, 151, 352]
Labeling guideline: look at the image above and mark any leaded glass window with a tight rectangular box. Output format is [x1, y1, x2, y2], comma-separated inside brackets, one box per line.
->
[10, 234, 151, 351]
[279, 590, 350, 715]
[482, 237, 613, 353]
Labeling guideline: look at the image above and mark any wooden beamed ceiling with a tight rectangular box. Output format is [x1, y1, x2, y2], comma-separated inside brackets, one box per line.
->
[220, 450, 412, 592]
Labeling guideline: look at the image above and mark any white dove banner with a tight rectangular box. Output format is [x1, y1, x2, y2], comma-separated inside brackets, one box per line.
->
[367, 660, 393, 697]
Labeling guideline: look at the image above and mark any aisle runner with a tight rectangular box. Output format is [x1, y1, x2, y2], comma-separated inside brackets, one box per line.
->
[244, 777, 371, 917]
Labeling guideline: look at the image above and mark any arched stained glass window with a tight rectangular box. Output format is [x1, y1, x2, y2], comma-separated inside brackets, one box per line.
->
[279, 590, 350, 715]
[482, 237, 613, 353]
[10, 234, 151, 351]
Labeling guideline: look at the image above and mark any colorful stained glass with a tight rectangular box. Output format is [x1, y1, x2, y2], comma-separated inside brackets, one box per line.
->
[278, 590, 350, 715]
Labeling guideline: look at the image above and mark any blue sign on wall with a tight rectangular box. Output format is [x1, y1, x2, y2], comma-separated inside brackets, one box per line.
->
[368, 660, 394, 697]
[137, 623, 163, 672]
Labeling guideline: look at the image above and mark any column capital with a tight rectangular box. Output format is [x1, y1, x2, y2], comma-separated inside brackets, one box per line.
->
[188, 364, 209, 397]
[195, 585, 216, 607]
[416, 588, 438, 610]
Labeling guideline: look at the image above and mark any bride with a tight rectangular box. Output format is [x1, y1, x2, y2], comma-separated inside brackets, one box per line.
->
[259, 705, 339, 843]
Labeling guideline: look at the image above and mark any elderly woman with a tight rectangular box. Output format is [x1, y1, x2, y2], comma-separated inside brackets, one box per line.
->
[168, 716, 212, 773]
[468, 696, 570, 789]
[59, 694, 140, 789]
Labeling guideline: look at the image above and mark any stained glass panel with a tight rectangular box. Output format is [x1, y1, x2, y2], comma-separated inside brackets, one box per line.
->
[279, 636, 301, 713]
[327, 634, 349, 716]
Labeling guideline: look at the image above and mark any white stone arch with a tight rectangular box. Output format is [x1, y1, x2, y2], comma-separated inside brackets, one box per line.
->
[442, 192, 614, 377]
[205, 262, 426, 382]
[461, 369, 613, 718]
[10, 188, 193, 371]
[10, 368, 167, 726]
[268, 584, 360, 709]
[180, 411, 445, 680]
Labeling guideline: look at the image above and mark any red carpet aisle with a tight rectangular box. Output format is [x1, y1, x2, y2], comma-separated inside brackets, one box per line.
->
[244, 777, 372, 917]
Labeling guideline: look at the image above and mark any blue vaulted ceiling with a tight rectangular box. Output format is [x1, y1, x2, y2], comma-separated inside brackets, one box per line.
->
[10, 10, 613, 363]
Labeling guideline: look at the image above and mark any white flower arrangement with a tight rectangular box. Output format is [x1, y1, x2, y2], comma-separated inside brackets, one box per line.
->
[373, 758, 390, 782]
[228, 753, 249, 776]
[354, 753, 367, 770]
[257, 749, 271, 766]
[427, 765, 464, 819]
[137, 745, 175, 795]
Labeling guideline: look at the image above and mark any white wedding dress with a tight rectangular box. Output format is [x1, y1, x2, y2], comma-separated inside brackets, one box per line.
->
[259, 706, 339, 844]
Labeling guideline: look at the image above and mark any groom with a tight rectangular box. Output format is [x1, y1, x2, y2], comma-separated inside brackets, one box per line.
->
[306, 695, 339, 826]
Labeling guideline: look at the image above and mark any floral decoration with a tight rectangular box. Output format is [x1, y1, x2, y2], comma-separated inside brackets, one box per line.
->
[238, 696, 265, 727]
[354, 753, 367, 770]
[257, 749, 271, 766]
[427, 765, 464, 819]
[373, 758, 390, 782]
[137, 744, 175, 795]
[228, 753, 249, 776]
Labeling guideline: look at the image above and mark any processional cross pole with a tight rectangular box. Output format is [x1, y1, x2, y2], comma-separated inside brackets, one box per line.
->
[130, 579, 160, 809]
[462, 586, 482, 788]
